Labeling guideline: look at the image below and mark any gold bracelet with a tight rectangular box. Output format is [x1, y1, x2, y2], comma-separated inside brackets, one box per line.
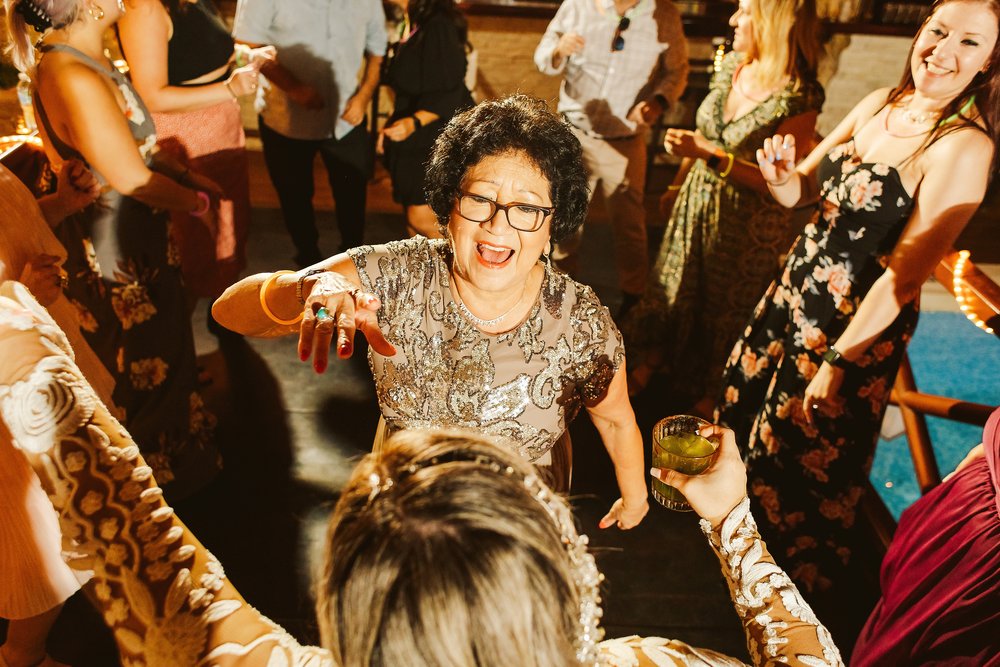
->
[719, 152, 735, 179]
[259, 270, 303, 325]
[667, 184, 682, 191]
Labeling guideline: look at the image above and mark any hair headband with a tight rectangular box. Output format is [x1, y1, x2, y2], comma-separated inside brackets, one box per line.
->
[366, 450, 605, 664]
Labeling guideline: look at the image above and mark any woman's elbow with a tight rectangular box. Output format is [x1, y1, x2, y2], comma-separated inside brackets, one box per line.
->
[108, 170, 155, 198]
[882, 270, 922, 305]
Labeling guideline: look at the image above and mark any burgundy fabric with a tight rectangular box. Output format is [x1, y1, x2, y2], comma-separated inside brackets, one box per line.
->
[851, 407, 1000, 666]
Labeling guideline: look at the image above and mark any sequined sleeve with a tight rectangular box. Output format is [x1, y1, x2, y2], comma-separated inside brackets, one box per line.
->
[347, 236, 443, 329]
[569, 282, 625, 404]
[700, 498, 844, 666]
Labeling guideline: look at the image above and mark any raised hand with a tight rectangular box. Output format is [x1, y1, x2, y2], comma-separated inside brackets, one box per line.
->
[663, 128, 711, 160]
[226, 64, 261, 98]
[297, 271, 396, 373]
[56, 158, 101, 213]
[756, 133, 797, 186]
[650, 425, 747, 529]
[19, 253, 64, 306]
[554, 32, 585, 63]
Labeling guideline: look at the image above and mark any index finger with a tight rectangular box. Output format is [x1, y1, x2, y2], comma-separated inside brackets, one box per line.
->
[697, 424, 737, 459]
[802, 396, 815, 425]
[356, 310, 396, 356]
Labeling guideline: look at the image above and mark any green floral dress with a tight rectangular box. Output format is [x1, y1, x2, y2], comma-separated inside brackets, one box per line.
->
[621, 51, 824, 404]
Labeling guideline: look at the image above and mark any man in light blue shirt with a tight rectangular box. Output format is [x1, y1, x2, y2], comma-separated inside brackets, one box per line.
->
[234, 0, 387, 265]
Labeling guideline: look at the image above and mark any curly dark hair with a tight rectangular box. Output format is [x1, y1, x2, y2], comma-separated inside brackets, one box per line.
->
[424, 95, 590, 243]
[408, 0, 467, 42]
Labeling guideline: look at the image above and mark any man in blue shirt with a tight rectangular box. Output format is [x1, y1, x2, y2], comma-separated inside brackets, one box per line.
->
[234, 0, 387, 266]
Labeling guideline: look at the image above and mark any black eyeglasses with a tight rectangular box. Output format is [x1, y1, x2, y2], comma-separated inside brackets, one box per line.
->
[456, 193, 554, 232]
[612, 16, 630, 52]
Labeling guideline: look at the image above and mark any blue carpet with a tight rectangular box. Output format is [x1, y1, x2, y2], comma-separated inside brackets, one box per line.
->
[871, 311, 1000, 518]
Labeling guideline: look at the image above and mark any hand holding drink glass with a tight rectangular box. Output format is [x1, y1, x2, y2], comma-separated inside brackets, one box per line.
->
[650, 419, 747, 527]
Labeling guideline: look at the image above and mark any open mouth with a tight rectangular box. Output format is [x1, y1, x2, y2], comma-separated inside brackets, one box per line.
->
[476, 242, 515, 267]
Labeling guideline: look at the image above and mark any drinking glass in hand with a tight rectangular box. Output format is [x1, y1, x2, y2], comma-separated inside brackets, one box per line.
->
[651, 415, 721, 511]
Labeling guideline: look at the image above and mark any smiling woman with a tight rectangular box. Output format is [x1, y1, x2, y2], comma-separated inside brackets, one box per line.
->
[715, 0, 1000, 638]
[212, 95, 650, 530]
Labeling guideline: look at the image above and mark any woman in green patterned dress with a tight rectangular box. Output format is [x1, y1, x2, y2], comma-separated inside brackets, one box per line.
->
[621, 0, 824, 412]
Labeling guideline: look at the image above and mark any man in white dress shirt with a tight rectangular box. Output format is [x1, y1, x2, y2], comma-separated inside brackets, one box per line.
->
[535, 0, 689, 313]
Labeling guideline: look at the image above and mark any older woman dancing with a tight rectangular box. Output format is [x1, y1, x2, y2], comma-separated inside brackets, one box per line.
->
[214, 95, 648, 529]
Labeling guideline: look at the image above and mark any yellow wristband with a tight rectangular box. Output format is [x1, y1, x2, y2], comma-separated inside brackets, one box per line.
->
[259, 270, 303, 325]
[719, 152, 735, 179]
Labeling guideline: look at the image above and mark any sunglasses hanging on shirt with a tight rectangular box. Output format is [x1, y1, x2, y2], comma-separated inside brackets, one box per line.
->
[611, 16, 630, 52]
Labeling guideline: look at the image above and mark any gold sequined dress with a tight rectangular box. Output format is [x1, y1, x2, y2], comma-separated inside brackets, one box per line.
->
[348, 237, 624, 479]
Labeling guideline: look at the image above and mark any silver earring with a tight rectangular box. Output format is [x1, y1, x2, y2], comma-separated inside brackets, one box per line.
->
[116, 0, 125, 12]
[86, 1, 105, 19]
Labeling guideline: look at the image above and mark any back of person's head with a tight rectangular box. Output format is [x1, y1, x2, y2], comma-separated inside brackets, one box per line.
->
[4, 0, 81, 71]
[424, 94, 590, 243]
[316, 429, 597, 667]
[747, 0, 820, 89]
[407, 0, 467, 42]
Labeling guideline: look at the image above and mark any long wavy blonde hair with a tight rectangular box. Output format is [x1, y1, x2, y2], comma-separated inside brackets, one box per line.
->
[745, 0, 821, 91]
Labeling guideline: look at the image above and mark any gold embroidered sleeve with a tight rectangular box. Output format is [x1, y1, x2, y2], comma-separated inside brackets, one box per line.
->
[700, 498, 844, 667]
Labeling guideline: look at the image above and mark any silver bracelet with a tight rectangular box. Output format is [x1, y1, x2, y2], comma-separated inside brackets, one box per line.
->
[296, 268, 326, 304]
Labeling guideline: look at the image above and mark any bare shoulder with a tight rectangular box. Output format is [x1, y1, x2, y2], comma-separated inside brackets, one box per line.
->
[36, 55, 112, 104]
[854, 87, 894, 117]
[926, 124, 994, 166]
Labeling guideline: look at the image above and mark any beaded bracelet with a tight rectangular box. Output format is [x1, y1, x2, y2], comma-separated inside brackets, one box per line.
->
[259, 270, 303, 325]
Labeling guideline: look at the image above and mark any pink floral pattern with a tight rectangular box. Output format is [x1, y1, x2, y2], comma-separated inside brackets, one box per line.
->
[716, 138, 918, 597]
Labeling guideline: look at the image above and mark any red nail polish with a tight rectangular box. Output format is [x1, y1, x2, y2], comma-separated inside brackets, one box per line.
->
[299, 348, 309, 361]
[315, 360, 326, 373]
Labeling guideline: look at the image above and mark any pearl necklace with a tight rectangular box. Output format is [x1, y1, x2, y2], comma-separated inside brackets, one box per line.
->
[901, 104, 932, 125]
[453, 280, 528, 329]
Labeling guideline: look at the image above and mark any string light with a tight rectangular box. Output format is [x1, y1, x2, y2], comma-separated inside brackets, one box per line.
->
[951, 249, 995, 335]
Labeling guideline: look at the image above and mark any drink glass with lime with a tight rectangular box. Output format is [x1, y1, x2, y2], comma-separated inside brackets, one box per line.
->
[651, 415, 721, 511]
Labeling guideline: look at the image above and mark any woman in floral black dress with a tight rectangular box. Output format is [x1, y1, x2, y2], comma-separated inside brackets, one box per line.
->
[717, 0, 1000, 614]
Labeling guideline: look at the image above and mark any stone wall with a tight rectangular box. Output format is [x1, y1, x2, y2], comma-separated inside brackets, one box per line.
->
[817, 34, 914, 136]
[464, 15, 915, 137]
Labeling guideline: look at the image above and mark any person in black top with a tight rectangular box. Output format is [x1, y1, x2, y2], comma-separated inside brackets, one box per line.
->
[379, 0, 474, 238]
[118, 0, 274, 310]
